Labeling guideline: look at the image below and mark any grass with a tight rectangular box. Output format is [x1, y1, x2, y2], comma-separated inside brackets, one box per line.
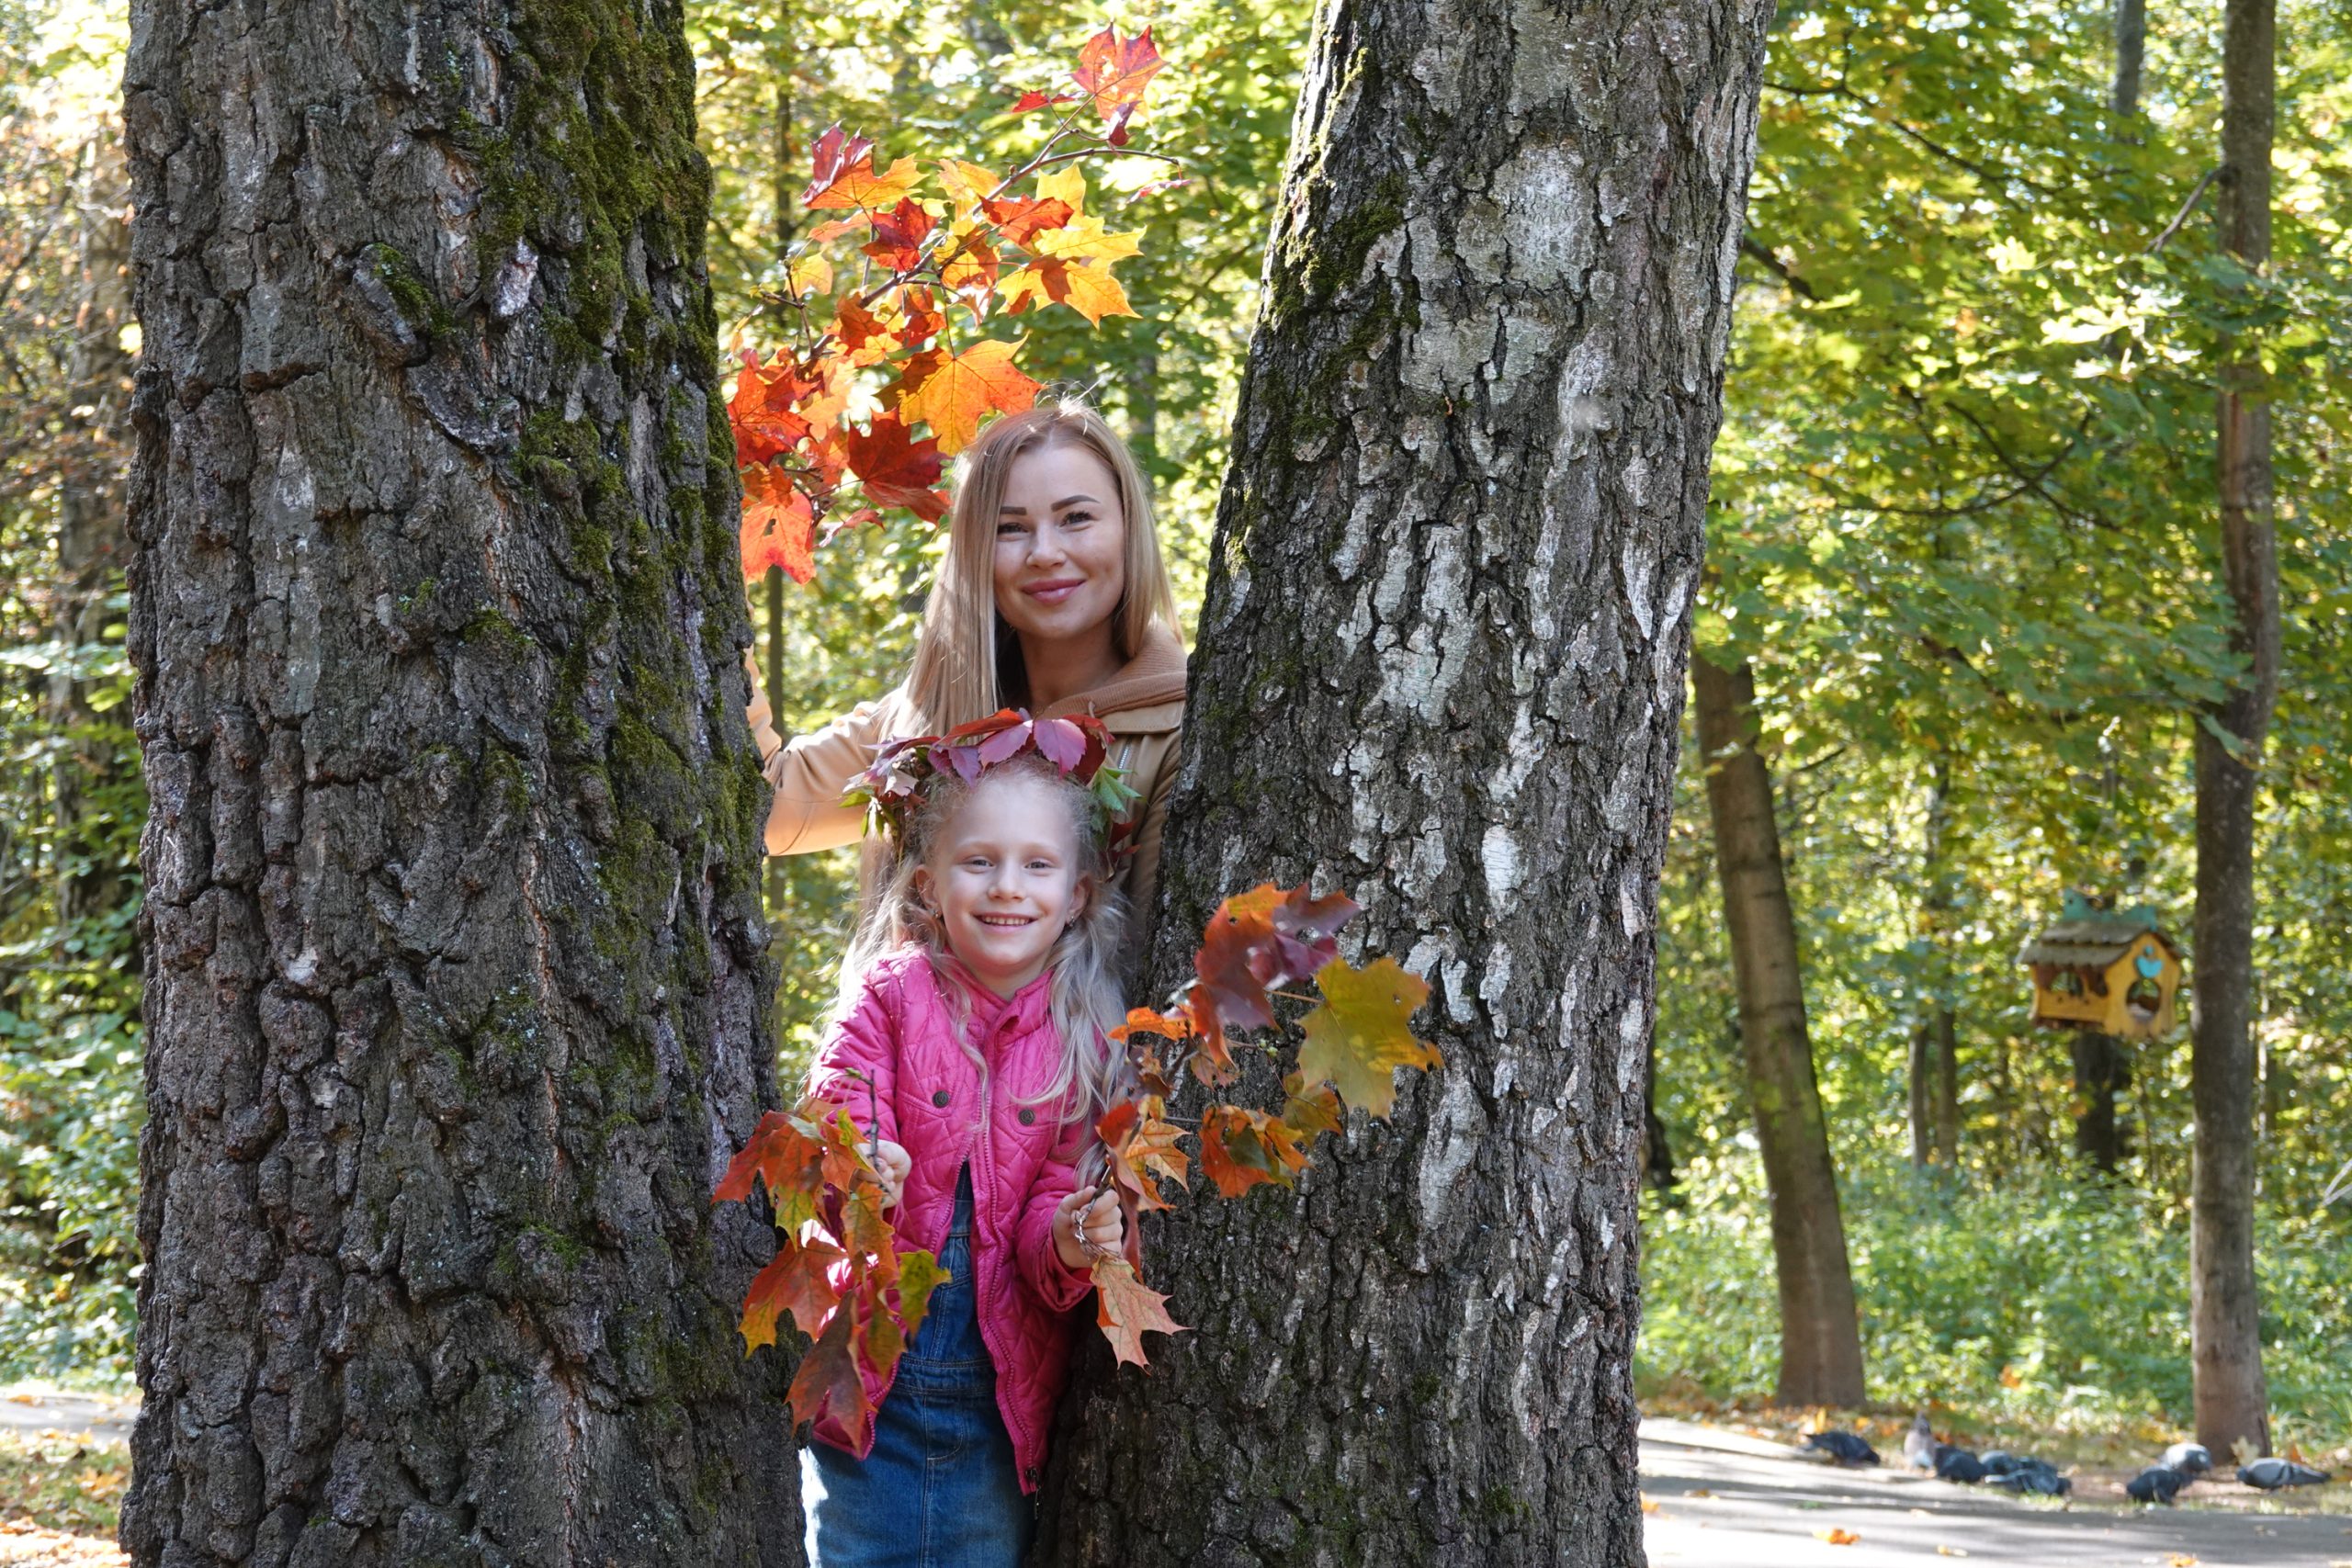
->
[1638, 1149, 2352, 1468]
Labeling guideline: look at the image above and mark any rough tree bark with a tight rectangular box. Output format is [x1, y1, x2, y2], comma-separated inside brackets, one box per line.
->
[1036, 3, 1773, 1560]
[1690, 653, 1867, 1408]
[2190, 0, 2277, 1461]
[51, 131, 136, 932]
[117, 0, 795, 1560]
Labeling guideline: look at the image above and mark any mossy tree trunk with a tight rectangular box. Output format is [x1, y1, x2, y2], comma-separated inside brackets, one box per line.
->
[1036, 0, 1772, 1560]
[2190, 0, 2277, 1462]
[1690, 653, 1867, 1408]
[117, 0, 795, 1560]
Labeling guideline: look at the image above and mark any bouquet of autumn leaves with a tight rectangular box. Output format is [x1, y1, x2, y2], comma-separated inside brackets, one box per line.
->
[732, 26, 1171, 587]
[713, 885, 1440, 1445]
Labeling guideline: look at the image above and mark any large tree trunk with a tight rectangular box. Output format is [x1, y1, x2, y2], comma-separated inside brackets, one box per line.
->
[51, 131, 136, 933]
[1690, 653, 1866, 1408]
[117, 0, 795, 1561]
[1037, 0, 1772, 1560]
[2190, 0, 2278, 1461]
[2112, 0, 2146, 119]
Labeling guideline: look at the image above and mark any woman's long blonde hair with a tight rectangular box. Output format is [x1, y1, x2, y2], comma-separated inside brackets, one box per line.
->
[899, 400, 1180, 733]
[838, 758, 1133, 1127]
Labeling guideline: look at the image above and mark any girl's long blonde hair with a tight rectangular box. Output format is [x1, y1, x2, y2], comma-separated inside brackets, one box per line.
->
[837, 757, 1133, 1128]
[899, 400, 1180, 733]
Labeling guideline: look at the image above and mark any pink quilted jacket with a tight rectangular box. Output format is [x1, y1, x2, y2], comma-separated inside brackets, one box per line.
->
[804, 950, 1099, 1492]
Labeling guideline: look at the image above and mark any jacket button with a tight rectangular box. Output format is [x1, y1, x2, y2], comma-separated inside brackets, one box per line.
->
[1018, 1108, 1036, 1125]
[933, 1089, 951, 1107]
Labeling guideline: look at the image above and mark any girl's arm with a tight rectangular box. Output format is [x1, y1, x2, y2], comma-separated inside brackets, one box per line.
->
[806, 970, 901, 1148]
[742, 649, 905, 856]
[1015, 1129, 1096, 1314]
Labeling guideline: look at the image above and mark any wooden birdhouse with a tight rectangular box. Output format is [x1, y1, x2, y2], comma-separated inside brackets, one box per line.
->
[2018, 894, 2184, 1042]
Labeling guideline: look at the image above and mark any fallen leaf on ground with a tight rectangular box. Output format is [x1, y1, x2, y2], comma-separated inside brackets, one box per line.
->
[1815, 1528, 1860, 1545]
[2165, 1555, 2199, 1567]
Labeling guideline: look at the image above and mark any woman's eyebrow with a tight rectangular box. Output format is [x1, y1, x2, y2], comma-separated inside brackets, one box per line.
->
[999, 493, 1102, 515]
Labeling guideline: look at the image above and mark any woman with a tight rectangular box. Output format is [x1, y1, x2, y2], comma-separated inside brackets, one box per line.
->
[745, 401, 1189, 927]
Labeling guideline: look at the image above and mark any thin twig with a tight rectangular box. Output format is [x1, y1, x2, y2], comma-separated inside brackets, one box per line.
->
[2145, 165, 2222, 256]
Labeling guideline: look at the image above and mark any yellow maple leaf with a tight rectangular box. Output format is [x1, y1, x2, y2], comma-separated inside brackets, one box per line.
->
[1001, 258, 1136, 326]
[1035, 164, 1088, 217]
[1296, 956, 1439, 1119]
[899, 338, 1041, 453]
[786, 254, 833, 298]
[937, 158, 1004, 218]
[1028, 213, 1143, 264]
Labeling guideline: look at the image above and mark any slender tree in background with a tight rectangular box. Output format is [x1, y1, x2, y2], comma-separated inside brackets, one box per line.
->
[1691, 653, 1868, 1407]
[2072, 1028, 2131, 1175]
[2190, 0, 2278, 1460]
[117, 0, 794, 1559]
[1036, 1, 1775, 1553]
[51, 131, 134, 932]
[1909, 753, 1960, 1171]
[2112, 0, 2147, 119]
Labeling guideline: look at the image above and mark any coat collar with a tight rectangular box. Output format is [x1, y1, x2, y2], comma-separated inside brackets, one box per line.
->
[1036, 621, 1188, 724]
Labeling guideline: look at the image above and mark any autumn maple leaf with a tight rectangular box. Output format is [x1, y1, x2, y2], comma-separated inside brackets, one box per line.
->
[1297, 957, 1440, 1119]
[805, 123, 923, 213]
[739, 1233, 849, 1351]
[741, 465, 818, 585]
[1008, 88, 1079, 116]
[1071, 27, 1164, 123]
[1001, 257, 1136, 327]
[1091, 1258, 1184, 1369]
[899, 338, 1041, 453]
[862, 197, 937, 272]
[843, 416, 946, 521]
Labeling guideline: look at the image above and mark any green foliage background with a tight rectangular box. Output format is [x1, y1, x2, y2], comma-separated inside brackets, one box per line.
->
[0, 0, 2344, 1456]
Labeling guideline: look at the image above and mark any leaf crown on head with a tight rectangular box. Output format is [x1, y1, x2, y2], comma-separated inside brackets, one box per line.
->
[844, 708, 1144, 857]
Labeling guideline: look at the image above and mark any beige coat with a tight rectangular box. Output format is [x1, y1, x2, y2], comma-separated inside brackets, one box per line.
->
[743, 625, 1190, 926]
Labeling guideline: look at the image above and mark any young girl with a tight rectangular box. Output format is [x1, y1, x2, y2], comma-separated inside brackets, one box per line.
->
[797, 725, 1133, 1567]
[744, 401, 1189, 926]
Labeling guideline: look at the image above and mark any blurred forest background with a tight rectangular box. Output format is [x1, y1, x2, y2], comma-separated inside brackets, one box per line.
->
[1, 0, 2347, 1458]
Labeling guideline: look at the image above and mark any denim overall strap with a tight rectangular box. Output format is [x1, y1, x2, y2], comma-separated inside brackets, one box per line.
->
[802, 1162, 1033, 1568]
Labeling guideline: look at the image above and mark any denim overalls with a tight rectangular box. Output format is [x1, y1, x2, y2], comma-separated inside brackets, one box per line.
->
[801, 1166, 1032, 1567]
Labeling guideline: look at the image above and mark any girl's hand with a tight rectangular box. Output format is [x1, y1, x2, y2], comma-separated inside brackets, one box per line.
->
[870, 1139, 911, 1208]
[1052, 1185, 1125, 1271]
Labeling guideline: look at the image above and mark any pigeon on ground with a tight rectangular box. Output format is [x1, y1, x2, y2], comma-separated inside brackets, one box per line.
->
[1904, 1414, 1936, 1472]
[1979, 1450, 2023, 1478]
[2237, 1458, 2331, 1490]
[1985, 1461, 2071, 1497]
[1803, 1430, 1881, 1466]
[2161, 1441, 2212, 1477]
[1933, 1444, 1988, 1483]
[2126, 1465, 2188, 1505]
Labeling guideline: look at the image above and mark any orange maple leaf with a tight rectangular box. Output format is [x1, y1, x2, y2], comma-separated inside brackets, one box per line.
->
[842, 415, 946, 522]
[899, 338, 1040, 453]
[741, 465, 817, 584]
[805, 124, 923, 213]
[739, 1233, 848, 1351]
[1296, 956, 1439, 1119]
[1091, 1258, 1184, 1369]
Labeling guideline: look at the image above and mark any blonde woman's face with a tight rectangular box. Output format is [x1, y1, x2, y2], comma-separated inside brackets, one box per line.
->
[992, 442, 1127, 652]
[917, 772, 1089, 998]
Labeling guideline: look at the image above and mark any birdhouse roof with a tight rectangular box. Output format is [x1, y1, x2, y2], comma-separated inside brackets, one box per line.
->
[2018, 913, 2181, 968]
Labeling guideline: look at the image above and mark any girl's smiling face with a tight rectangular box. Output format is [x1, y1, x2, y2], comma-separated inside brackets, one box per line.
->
[917, 771, 1090, 998]
[992, 441, 1127, 650]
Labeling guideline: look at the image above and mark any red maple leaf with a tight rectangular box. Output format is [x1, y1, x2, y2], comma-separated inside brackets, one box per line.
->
[1070, 27, 1164, 122]
[843, 416, 946, 521]
[862, 197, 938, 272]
[741, 464, 817, 584]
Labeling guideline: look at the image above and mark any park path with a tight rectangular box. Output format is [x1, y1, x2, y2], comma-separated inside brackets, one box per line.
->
[1642, 1417, 2352, 1567]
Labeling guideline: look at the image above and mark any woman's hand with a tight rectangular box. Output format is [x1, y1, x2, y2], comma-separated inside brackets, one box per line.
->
[1052, 1184, 1124, 1270]
[869, 1139, 911, 1207]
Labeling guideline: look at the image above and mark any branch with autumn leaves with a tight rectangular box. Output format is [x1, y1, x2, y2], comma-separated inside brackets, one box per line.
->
[712, 884, 1440, 1444]
[732, 26, 1172, 587]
